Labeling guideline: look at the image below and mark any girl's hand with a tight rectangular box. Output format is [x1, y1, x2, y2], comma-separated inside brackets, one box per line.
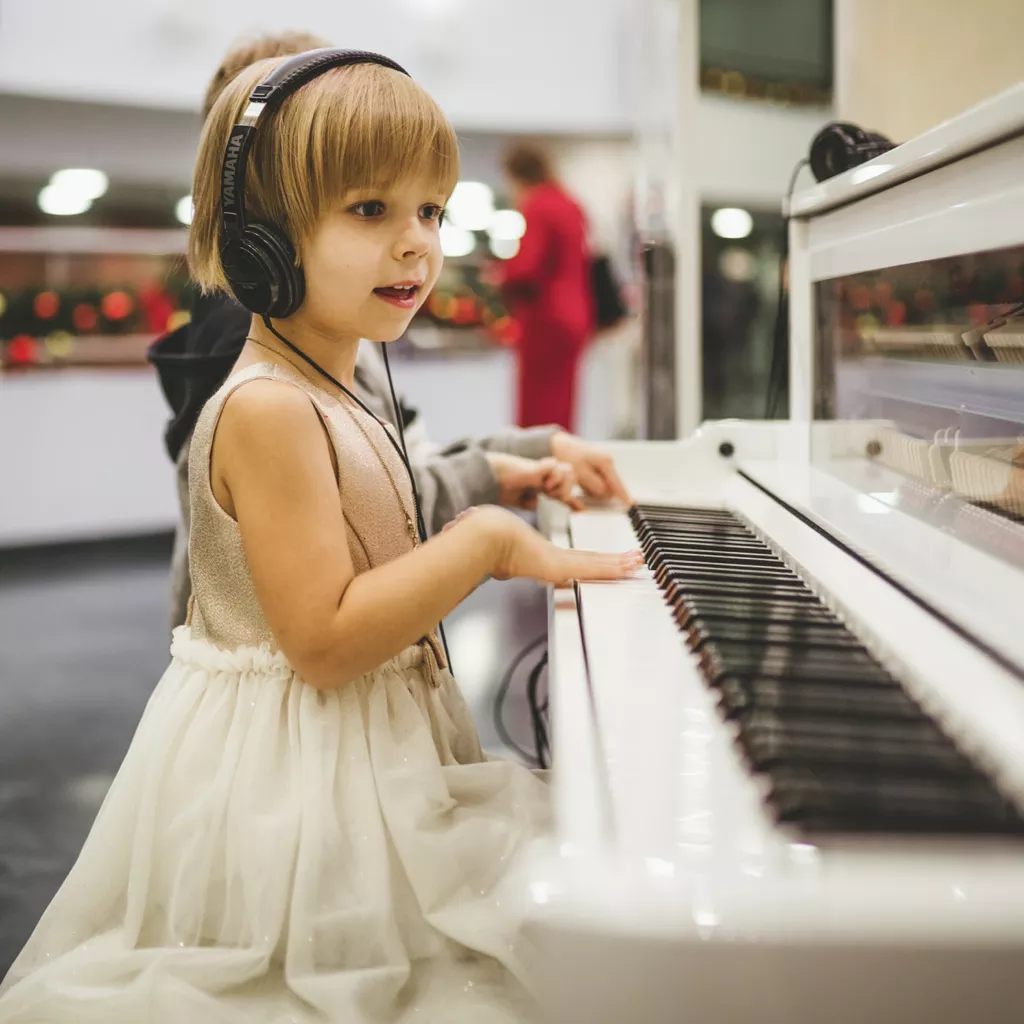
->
[454, 506, 643, 584]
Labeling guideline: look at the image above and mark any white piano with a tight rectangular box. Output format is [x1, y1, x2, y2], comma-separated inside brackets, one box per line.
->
[529, 86, 1024, 1024]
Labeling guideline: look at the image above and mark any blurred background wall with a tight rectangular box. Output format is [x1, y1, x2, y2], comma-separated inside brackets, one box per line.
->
[834, 0, 1024, 144]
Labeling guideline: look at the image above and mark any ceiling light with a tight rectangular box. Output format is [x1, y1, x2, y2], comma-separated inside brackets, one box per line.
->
[38, 185, 92, 216]
[175, 195, 194, 226]
[440, 223, 476, 258]
[446, 181, 494, 232]
[710, 207, 753, 240]
[488, 209, 526, 241]
[489, 236, 520, 260]
[50, 168, 108, 200]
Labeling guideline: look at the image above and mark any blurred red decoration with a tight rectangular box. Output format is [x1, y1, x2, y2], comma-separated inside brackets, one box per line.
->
[101, 290, 134, 321]
[451, 296, 478, 326]
[872, 281, 893, 306]
[72, 303, 99, 332]
[968, 303, 990, 326]
[7, 335, 40, 364]
[138, 284, 176, 333]
[490, 315, 521, 347]
[33, 291, 60, 319]
[885, 300, 907, 327]
[850, 285, 873, 311]
[428, 291, 456, 321]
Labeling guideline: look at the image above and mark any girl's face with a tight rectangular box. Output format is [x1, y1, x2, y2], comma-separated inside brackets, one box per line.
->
[295, 174, 447, 342]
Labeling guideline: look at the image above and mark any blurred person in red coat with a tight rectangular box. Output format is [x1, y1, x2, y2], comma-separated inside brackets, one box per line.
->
[496, 144, 594, 431]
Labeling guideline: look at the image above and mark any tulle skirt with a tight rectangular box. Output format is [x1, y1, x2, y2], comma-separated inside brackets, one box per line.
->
[0, 628, 551, 1023]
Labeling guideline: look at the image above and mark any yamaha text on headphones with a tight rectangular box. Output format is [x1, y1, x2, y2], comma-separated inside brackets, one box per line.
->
[219, 48, 411, 318]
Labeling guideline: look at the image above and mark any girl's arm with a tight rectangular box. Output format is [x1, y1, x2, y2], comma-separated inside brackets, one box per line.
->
[213, 380, 636, 690]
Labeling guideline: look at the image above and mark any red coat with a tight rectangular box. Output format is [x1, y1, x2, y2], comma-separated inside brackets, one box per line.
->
[499, 182, 594, 430]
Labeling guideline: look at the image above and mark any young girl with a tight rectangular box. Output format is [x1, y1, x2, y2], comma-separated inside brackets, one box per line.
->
[0, 54, 639, 1023]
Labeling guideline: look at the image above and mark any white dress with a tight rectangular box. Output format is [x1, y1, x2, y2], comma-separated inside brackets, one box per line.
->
[0, 364, 551, 1023]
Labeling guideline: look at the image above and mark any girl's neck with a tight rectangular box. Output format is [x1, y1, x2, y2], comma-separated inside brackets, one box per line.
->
[246, 314, 361, 390]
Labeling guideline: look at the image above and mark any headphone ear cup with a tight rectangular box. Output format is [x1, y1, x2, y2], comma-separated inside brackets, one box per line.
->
[221, 224, 304, 317]
[808, 122, 867, 182]
[221, 236, 277, 315]
[247, 223, 304, 318]
[808, 121, 894, 183]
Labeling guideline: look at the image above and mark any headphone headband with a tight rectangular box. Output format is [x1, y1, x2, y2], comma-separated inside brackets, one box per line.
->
[216, 48, 412, 318]
[249, 48, 410, 106]
[220, 49, 411, 243]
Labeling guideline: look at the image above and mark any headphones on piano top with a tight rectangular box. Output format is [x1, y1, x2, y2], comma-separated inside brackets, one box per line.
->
[219, 48, 411, 319]
[808, 121, 895, 183]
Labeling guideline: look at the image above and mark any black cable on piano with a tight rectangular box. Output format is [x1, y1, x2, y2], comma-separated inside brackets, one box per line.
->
[260, 315, 452, 671]
[764, 157, 809, 420]
[493, 635, 547, 766]
[526, 649, 550, 769]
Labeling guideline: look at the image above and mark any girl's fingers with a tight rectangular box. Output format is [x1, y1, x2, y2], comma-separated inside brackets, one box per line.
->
[555, 549, 644, 583]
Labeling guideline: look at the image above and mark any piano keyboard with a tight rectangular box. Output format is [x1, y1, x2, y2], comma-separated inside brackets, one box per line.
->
[631, 502, 1024, 836]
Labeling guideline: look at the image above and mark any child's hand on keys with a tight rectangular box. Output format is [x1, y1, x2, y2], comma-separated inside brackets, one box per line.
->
[451, 505, 643, 584]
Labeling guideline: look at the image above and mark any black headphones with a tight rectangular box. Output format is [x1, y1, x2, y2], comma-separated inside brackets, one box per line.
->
[808, 121, 895, 183]
[219, 48, 411, 318]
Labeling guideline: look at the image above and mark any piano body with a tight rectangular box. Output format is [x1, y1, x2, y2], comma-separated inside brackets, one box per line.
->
[529, 86, 1024, 1023]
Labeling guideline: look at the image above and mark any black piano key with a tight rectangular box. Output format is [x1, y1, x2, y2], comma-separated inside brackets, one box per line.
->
[701, 641, 884, 675]
[718, 677, 918, 720]
[651, 556, 800, 577]
[655, 565, 807, 587]
[632, 505, 738, 523]
[641, 528, 755, 542]
[646, 546, 793, 565]
[741, 719, 974, 777]
[708, 664, 898, 690]
[675, 600, 840, 628]
[769, 768, 1024, 834]
[665, 579, 822, 605]
[635, 521, 764, 536]
[742, 710, 948, 747]
[686, 619, 860, 651]
[637, 528, 767, 547]
[646, 547, 784, 566]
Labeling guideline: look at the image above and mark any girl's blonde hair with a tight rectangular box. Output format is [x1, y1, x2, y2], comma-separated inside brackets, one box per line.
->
[189, 57, 460, 294]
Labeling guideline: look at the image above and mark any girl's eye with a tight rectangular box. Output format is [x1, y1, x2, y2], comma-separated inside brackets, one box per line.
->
[421, 204, 445, 223]
[351, 200, 385, 218]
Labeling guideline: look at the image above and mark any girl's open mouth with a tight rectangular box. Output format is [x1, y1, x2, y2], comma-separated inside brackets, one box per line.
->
[373, 284, 420, 309]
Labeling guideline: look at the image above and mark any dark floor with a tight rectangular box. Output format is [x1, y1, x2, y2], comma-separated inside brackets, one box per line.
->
[0, 536, 545, 976]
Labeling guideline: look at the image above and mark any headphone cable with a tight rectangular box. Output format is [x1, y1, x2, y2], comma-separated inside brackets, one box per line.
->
[380, 340, 452, 668]
[259, 315, 453, 671]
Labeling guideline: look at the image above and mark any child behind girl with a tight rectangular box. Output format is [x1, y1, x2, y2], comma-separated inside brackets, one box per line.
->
[0, 50, 639, 1023]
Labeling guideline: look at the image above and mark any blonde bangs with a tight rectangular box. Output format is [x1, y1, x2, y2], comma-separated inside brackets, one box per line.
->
[189, 57, 460, 295]
[307, 64, 460, 201]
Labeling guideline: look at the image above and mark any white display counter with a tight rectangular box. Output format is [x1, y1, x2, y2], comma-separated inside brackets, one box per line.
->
[0, 368, 178, 547]
[0, 333, 635, 548]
